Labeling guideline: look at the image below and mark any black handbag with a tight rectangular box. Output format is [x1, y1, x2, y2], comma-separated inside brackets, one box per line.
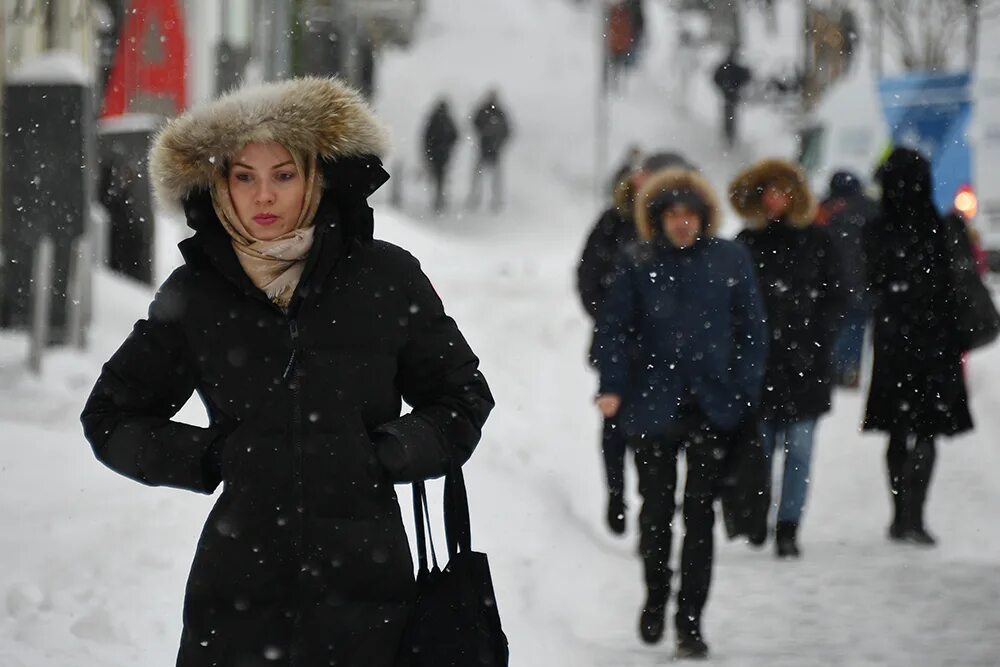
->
[400, 467, 509, 667]
[945, 215, 1000, 352]
[719, 417, 769, 542]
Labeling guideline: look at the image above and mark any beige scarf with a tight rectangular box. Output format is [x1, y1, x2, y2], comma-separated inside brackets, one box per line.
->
[210, 152, 323, 310]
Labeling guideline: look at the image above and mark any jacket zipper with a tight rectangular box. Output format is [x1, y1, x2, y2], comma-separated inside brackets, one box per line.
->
[286, 317, 305, 667]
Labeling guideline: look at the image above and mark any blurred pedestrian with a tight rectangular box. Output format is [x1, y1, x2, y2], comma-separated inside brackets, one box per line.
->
[713, 46, 752, 147]
[578, 152, 694, 536]
[468, 89, 512, 212]
[864, 147, 973, 546]
[730, 159, 846, 558]
[81, 77, 494, 666]
[816, 170, 879, 388]
[594, 168, 767, 659]
[422, 97, 459, 213]
[609, 144, 643, 197]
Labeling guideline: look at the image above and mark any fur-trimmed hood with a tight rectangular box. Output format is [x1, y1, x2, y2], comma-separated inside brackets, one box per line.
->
[728, 158, 816, 228]
[634, 168, 721, 241]
[149, 77, 390, 209]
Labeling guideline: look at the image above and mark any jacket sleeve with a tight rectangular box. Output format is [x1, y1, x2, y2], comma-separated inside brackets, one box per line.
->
[80, 272, 225, 494]
[594, 251, 637, 396]
[370, 254, 495, 484]
[730, 245, 769, 409]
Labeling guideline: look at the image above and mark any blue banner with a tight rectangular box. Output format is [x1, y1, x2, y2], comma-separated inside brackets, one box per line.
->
[878, 72, 973, 212]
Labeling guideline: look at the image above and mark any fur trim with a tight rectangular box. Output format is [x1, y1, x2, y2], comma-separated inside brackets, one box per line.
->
[613, 178, 636, 216]
[634, 168, 721, 241]
[149, 77, 390, 208]
[728, 158, 817, 228]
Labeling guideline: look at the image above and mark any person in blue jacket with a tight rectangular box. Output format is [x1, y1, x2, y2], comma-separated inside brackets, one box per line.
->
[594, 167, 767, 660]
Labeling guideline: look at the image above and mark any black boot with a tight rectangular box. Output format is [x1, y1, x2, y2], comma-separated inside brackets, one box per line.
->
[775, 521, 801, 558]
[903, 436, 937, 547]
[887, 433, 909, 542]
[638, 588, 667, 644]
[675, 612, 709, 659]
[888, 490, 907, 541]
[606, 493, 626, 536]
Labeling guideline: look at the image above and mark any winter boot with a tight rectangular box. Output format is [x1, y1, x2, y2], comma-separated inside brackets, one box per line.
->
[675, 614, 709, 660]
[903, 437, 937, 547]
[638, 588, 668, 644]
[775, 521, 801, 558]
[606, 493, 626, 536]
[888, 492, 907, 542]
[903, 483, 937, 546]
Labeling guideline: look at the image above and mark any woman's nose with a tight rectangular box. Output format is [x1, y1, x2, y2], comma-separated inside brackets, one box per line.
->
[254, 183, 275, 205]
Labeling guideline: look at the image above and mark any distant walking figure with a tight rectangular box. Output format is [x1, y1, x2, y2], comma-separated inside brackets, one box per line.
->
[468, 89, 512, 212]
[422, 98, 459, 212]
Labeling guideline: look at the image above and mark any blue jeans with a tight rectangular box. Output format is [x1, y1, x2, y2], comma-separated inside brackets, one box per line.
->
[760, 419, 818, 524]
[832, 308, 867, 385]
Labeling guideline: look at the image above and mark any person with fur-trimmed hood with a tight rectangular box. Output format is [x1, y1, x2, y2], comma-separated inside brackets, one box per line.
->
[730, 158, 847, 558]
[80, 77, 494, 667]
[594, 168, 767, 659]
[577, 151, 695, 536]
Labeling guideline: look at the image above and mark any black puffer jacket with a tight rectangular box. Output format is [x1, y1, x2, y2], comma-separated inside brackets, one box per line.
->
[738, 219, 846, 423]
[81, 77, 493, 667]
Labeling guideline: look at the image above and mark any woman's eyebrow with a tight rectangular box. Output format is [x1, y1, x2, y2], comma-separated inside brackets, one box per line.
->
[231, 160, 294, 170]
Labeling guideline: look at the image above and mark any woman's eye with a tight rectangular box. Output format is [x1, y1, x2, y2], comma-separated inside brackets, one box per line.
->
[234, 173, 252, 183]
[276, 172, 296, 182]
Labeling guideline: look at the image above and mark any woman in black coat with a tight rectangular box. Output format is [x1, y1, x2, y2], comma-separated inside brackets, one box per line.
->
[730, 159, 846, 558]
[864, 147, 972, 546]
[81, 77, 494, 667]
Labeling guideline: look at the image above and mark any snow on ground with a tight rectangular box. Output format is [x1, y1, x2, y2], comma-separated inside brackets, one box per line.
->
[2, 0, 1000, 665]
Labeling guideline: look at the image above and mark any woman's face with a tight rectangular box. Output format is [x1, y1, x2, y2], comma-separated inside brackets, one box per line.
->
[661, 204, 701, 248]
[761, 183, 792, 219]
[227, 142, 306, 241]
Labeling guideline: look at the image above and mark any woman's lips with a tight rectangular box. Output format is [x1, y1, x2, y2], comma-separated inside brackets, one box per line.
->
[253, 214, 278, 225]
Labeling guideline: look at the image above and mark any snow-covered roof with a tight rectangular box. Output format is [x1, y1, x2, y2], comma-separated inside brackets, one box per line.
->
[98, 114, 165, 136]
[7, 50, 93, 86]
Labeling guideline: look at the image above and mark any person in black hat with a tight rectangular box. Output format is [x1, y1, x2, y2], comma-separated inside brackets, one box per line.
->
[594, 167, 767, 659]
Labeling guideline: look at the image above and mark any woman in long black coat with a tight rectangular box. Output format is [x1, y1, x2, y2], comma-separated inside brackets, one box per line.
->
[81, 77, 494, 666]
[864, 147, 972, 546]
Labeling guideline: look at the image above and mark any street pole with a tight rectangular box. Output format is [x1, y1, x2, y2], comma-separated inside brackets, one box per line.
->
[264, 0, 292, 81]
[968, 0, 979, 72]
[0, 0, 7, 255]
[595, 1, 609, 203]
[873, 0, 883, 77]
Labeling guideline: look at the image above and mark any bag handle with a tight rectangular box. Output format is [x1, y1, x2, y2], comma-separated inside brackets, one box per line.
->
[443, 464, 473, 557]
[411, 482, 439, 574]
[411, 463, 475, 569]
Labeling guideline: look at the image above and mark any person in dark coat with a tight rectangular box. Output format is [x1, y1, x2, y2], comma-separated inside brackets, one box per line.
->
[594, 168, 767, 659]
[816, 170, 880, 387]
[864, 147, 973, 546]
[422, 98, 459, 212]
[468, 89, 512, 212]
[577, 151, 695, 536]
[730, 158, 846, 558]
[80, 77, 494, 667]
[712, 46, 752, 147]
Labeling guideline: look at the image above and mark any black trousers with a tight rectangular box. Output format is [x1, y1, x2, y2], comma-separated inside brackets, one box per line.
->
[631, 417, 729, 631]
[887, 431, 937, 529]
[602, 415, 628, 499]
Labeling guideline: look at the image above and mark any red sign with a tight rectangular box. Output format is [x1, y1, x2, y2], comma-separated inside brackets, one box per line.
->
[101, 0, 187, 117]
